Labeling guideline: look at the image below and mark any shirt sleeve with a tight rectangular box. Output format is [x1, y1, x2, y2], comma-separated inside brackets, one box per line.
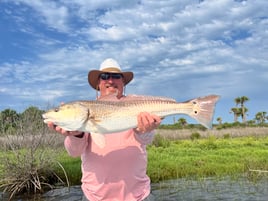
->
[64, 134, 89, 157]
[134, 130, 155, 145]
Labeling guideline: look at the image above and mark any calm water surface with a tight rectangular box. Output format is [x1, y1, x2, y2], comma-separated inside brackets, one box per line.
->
[2, 176, 268, 201]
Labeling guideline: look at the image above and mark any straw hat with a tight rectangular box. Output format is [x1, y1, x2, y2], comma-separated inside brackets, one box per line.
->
[88, 58, 134, 90]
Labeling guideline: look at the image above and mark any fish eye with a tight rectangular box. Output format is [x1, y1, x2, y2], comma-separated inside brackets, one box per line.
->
[54, 108, 59, 112]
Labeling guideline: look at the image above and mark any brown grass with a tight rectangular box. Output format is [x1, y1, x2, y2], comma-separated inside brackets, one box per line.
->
[0, 122, 67, 200]
[0, 133, 64, 151]
[156, 127, 268, 140]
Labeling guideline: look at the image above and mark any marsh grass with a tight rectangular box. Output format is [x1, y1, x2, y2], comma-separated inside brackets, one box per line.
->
[54, 151, 82, 185]
[0, 149, 64, 199]
[1, 127, 268, 199]
[52, 132, 268, 184]
[147, 133, 268, 182]
[156, 127, 268, 140]
[0, 111, 67, 201]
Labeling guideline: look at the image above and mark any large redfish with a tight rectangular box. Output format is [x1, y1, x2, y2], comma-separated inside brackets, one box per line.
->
[43, 94, 220, 147]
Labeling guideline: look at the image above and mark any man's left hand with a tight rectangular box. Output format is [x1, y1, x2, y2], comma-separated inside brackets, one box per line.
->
[134, 112, 161, 134]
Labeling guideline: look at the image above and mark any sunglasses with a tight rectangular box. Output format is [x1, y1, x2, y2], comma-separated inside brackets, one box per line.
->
[99, 73, 123, 80]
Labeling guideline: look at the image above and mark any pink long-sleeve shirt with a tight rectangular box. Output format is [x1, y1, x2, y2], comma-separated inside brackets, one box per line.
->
[64, 129, 154, 201]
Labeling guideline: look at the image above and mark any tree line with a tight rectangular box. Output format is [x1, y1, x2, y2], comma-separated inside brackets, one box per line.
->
[0, 106, 45, 135]
[160, 96, 268, 129]
[227, 96, 267, 124]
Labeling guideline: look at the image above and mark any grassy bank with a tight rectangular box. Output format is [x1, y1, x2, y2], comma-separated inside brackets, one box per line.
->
[51, 134, 268, 184]
[1, 129, 268, 198]
[148, 135, 268, 182]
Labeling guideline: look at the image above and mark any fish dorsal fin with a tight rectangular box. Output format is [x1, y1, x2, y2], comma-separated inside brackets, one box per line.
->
[122, 94, 176, 102]
[91, 133, 106, 148]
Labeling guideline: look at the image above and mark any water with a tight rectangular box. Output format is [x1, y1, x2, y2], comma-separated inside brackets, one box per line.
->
[2, 176, 268, 201]
[151, 177, 268, 201]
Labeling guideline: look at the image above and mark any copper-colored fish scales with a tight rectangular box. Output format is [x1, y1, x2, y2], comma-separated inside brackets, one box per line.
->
[43, 94, 220, 148]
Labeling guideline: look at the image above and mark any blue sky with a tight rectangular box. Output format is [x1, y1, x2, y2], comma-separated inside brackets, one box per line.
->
[0, 0, 267, 124]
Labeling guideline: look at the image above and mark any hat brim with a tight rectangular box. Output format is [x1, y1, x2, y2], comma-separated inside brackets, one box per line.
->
[88, 70, 134, 90]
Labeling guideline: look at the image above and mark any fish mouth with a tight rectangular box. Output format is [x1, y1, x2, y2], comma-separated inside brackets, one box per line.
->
[42, 114, 50, 123]
[43, 119, 49, 123]
[42, 116, 49, 123]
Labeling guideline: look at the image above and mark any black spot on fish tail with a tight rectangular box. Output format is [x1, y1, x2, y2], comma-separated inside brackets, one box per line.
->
[190, 95, 220, 129]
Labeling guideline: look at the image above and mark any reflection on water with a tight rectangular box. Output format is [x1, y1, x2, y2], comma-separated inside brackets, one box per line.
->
[2, 176, 268, 201]
[151, 176, 268, 201]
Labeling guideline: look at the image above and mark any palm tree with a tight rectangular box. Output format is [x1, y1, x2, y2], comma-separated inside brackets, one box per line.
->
[234, 97, 241, 106]
[234, 96, 249, 123]
[177, 118, 187, 127]
[255, 112, 268, 124]
[230, 108, 241, 122]
[240, 96, 249, 123]
[216, 117, 222, 125]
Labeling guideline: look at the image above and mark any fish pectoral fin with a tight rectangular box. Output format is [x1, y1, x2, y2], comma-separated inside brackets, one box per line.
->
[91, 133, 106, 148]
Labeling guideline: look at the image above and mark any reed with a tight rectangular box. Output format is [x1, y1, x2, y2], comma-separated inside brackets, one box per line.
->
[156, 127, 268, 140]
[1, 127, 268, 198]
[54, 151, 82, 185]
[147, 134, 268, 182]
[0, 111, 67, 201]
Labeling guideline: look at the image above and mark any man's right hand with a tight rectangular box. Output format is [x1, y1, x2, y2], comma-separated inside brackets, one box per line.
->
[47, 122, 84, 137]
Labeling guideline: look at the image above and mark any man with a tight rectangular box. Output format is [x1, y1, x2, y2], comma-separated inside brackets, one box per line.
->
[47, 58, 161, 201]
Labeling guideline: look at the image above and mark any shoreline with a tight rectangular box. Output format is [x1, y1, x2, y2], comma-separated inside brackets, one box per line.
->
[156, 127, 268, 140]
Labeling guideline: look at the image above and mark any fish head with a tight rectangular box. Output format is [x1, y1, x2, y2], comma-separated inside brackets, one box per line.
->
[42, 102, 89, 131]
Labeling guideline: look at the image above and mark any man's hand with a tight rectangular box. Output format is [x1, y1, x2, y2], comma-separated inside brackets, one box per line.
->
[134, 112, 161, 134]
[47, 122, 84, 137]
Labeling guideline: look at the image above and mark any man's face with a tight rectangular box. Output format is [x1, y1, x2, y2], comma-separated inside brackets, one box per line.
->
[98, 73, 125, 98]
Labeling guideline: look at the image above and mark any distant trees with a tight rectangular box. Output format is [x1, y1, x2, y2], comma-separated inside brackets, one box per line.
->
[255, 112, 268, 124]
[0, 106, 44, 135]
[177, 118, 187, 127]
[216, 117, 222, 125]
[230, 107, 241, 122]
[234, 96, 249, 123]
[20, 106, 45, 131]
[225, 96, 267, 125]
[0, 109, 19, 133]
[230, 96, 249, 123]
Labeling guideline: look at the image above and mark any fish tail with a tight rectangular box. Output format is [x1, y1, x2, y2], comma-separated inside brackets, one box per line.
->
[189, 95, 220, 129]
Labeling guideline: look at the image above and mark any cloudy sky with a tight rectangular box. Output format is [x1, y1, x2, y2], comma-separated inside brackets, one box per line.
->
[0, 0, 267, 124]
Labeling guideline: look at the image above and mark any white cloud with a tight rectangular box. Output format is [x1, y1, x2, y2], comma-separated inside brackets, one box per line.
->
[0, 0, 267, 122]
[7, 0, 69, 32]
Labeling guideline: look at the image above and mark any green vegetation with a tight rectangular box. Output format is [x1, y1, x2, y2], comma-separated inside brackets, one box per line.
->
[0, 95, 267, 199]
[0, 107, 67, 200]
[0, 148, 67, 199]
[1, 131, 268, 199]
[147, 134, 268, 182]
[37, 134, 268, 184]
[54, 151, 82, 185]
